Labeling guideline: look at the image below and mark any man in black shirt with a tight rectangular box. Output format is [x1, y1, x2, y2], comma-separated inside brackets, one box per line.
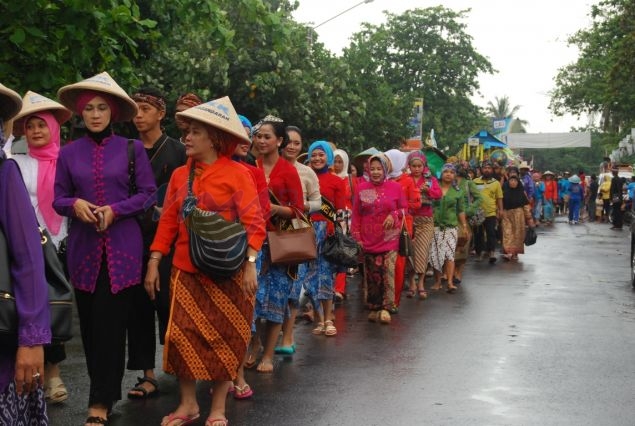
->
[127, 87, 186, 398]
[587, 174, 599, 222]
[609, 167, 626, 229]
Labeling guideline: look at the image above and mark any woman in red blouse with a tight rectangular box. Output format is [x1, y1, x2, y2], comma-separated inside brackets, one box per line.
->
[254, 116, 304, 373]
[307, 141, 346, 336]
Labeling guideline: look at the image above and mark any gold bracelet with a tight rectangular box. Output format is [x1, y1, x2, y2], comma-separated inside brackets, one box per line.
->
[149, 256, 161, 262]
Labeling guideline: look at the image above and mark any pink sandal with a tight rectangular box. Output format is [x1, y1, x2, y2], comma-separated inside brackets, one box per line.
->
[233, 384, 253, 400]
[161, 412, 200, 426]
[205, 418, 228, 426]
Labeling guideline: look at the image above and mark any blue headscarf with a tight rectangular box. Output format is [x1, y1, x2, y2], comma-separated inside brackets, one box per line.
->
[307, 140, 334, 168]
[238, 114, 252, 135]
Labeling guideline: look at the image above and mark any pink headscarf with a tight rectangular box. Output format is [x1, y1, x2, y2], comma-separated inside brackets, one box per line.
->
[76, 90, 119, 121]
[25, 111, 63, 235]
[407, 151, 430, 176]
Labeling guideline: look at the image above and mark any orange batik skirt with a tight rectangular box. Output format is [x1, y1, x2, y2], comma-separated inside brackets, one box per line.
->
[163, 268, 254, 381]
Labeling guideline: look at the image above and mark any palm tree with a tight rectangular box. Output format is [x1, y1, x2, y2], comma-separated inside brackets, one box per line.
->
[486, 95, 528, 133]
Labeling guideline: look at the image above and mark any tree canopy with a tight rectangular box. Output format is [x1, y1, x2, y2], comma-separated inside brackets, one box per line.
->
[1, 1, 494, 154]
[344, 7, 493, 150]
[550, 0, 635, 135]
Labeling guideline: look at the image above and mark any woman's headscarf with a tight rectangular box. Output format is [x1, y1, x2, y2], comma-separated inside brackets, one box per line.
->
[407, 151, 430, 176]
[76, 90, 119, 121]
[333, 148, 349, 178]
[440, 162, 460, 190]
[502, 175, 528, 210]
[384, 149, 407, 180]
[25, 111, 63, 234]
[238, 114, 252, 136]
[307, 140, 334, 172]
[367, 154, 390, 185]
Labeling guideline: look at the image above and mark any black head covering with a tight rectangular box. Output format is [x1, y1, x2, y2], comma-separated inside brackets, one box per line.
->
[503, 176, 528, 210]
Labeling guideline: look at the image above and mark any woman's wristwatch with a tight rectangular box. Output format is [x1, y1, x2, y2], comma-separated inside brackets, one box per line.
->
[246, 255, 257, 263]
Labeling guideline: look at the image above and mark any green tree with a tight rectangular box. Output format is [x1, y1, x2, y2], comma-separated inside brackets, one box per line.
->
[343, 7, 494, 151]
[550, 0, 635, 134]
[0, 0, 158, 96]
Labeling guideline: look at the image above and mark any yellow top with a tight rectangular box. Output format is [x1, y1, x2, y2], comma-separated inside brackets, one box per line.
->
[472, 177, 503, 217]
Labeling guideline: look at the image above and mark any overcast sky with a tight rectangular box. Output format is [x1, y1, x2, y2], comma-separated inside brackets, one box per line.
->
[293, 0, 597, 135]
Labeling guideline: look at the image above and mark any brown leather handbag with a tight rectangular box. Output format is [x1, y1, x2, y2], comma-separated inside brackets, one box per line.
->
[268, 208, 317, 265]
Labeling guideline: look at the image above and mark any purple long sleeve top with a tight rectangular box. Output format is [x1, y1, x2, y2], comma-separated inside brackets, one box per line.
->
[53, 135, 156, 294]
[0, 154, 51, 393]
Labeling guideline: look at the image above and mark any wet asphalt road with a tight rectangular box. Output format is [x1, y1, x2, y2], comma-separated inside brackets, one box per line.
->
[48, 217, 635, 426]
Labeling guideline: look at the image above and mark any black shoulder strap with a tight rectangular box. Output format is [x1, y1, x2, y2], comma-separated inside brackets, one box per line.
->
[319, 196, 338, 224]
[127, 139, 136, 196]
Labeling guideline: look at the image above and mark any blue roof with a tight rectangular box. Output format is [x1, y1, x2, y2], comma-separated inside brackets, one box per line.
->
[472, 130, 507, 149]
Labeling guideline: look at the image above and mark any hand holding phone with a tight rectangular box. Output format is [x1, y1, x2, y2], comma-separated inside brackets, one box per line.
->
[95, 211, 105, 232]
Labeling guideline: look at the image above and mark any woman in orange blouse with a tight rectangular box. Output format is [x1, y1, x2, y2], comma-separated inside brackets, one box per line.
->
[145, 97, 266, 426]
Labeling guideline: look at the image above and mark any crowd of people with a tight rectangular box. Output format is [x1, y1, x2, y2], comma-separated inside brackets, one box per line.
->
[0, 73, 623, 426]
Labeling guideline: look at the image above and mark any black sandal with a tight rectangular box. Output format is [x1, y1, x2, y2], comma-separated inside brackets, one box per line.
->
[85, 416, 108, 425]
[127, 376, 159, 399]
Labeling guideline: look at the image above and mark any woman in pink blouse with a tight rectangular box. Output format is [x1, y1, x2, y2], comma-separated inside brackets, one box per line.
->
[350, 154, 407, 325]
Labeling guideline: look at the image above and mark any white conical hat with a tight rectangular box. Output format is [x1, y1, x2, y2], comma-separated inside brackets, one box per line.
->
[176, 96, 250, 146]
[13, 91, 73, 136]
[57, 72, 137, 122]
[0, 82, 22, 122]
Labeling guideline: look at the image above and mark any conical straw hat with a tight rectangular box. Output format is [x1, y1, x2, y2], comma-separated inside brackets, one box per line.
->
[353, 147, 380, 174]
[13, 91, 73, 136]
[57, 72, 137, 122]
[176, 96, 250, 146]
[0, 82, 23, 122]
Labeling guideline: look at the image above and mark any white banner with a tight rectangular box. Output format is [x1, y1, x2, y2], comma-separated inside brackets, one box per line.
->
[503, 132, 591, 149]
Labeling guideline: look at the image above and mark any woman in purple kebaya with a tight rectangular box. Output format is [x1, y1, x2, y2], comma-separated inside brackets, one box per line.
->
[54, 72, 156, 426]
[0, 83, 50, 425]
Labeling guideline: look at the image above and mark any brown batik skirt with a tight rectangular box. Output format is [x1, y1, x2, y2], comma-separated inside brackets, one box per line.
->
[363, 250, 398, 311]
[163, 268, 254, 381]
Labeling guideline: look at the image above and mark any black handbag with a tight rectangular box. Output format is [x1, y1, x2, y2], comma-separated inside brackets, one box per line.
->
[0, 226, 74, 345]
[398, 215, 413, 257]
[182, 162, 247, 280]
[524, 227, 537, 246]
[323, 222, 360, 268]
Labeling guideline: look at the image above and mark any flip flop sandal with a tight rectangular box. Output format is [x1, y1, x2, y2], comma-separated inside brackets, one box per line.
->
[243, 345, 263, 369]
[45, 377, 68, 404]
[233, 383, 254, 400]
[405, 289, 415, 298]
[161, 413, 200, 426]
[127, 376, 159, 399]
[205, 418, 228, 426]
